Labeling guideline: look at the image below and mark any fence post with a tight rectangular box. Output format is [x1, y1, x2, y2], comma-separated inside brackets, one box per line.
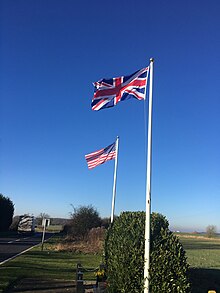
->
[76, 263, 84, 293]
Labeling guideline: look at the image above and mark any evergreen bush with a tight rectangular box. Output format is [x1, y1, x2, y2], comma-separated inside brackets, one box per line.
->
[0, 194, 14, 232]
[105, 212, 190, 293]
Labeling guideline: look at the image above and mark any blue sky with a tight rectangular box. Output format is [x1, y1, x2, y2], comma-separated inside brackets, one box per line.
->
[1, 0, 220, 232]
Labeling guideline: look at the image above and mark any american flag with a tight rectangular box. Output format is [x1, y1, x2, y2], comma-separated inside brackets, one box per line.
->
[91, 66, 149, 111]
[85, 142, 116, 169]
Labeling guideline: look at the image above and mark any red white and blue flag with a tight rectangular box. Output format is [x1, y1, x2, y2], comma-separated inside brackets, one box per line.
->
[85, 142, 116, 169]
[91, 66, 149, 111]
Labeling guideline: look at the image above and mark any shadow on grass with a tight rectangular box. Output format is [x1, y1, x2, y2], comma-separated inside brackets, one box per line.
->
[3, 277, 76, 293]
[3, 278, 97, 293]
[184, 243, 220, 250]
[190, 267, 220, 293]
[181, 239, 220, 250]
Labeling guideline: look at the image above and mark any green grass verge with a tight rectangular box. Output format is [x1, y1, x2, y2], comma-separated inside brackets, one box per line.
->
[0, 235, 102, 293]
[178, 234, 220, 293]
[2, 233, 220, 293]
[35, 225, 63, 233]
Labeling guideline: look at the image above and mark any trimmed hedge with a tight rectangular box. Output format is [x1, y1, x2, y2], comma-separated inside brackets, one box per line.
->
[105, 212, 190, 293]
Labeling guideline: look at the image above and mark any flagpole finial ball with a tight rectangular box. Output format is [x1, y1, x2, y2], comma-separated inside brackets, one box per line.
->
[150, 58, 154, 63]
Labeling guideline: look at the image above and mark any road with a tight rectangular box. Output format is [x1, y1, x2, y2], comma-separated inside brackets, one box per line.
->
[0, 232, 52, 265]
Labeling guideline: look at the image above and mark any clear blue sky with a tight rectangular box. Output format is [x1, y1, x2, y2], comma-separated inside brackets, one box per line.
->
[1, 0, 220, 232]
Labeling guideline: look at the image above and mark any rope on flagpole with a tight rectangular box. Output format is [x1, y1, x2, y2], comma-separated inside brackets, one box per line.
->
[144, 85, 148, 159]
[143, 64, 150, 163]
[110, 136, 119, 223]
[144, 58, 154, 293]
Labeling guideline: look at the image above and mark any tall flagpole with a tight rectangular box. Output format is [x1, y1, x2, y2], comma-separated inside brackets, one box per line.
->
[144, 58, 154, 293]
[110, 136, 119, 223]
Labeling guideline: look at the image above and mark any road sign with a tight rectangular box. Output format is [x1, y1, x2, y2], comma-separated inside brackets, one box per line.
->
[42, 218, 50, 227]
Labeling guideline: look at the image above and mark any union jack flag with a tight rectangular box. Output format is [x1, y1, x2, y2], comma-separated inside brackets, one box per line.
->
[85, 142, 116, 169]
[91, 66, 149, 111]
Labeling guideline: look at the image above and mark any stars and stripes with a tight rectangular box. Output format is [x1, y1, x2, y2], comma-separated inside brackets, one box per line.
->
[85, 142, 116, 169]
[91, 66, 149, 111]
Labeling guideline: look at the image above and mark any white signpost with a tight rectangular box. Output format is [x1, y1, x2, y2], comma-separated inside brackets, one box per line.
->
[41, 218, 50, 251]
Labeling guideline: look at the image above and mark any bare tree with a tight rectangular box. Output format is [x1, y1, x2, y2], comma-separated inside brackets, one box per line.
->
[206, 225, 217, 238]
[68, 205, 101, 240]
[37, 213, 50, 225]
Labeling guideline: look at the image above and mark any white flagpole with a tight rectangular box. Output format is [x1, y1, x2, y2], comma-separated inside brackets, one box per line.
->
[110, 136, 119, 223]
[144, 58, 154, 293]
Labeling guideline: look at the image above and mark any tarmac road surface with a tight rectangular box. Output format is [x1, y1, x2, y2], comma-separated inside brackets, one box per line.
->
[0, 232, 52, 265]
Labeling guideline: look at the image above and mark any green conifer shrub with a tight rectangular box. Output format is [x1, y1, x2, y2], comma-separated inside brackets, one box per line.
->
[104, 212, 190, 293]
[0, 194, 14, 232]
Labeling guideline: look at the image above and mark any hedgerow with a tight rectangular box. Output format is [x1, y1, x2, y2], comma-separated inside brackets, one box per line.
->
[105, 212, 190, 293]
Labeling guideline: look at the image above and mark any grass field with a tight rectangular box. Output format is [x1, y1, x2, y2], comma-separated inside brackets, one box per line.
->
[35, 225, 63, 233]
[0, 235, 102, 292]
[178, 234, 220, 293]
[0, 233, 220, 292]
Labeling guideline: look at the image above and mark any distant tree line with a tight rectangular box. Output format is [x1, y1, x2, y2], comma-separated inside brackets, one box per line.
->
[0, 193, 14, 232]
[35, 215, 69, 226]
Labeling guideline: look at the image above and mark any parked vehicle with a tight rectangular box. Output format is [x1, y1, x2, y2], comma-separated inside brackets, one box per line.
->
[18, 215, 35, 234]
